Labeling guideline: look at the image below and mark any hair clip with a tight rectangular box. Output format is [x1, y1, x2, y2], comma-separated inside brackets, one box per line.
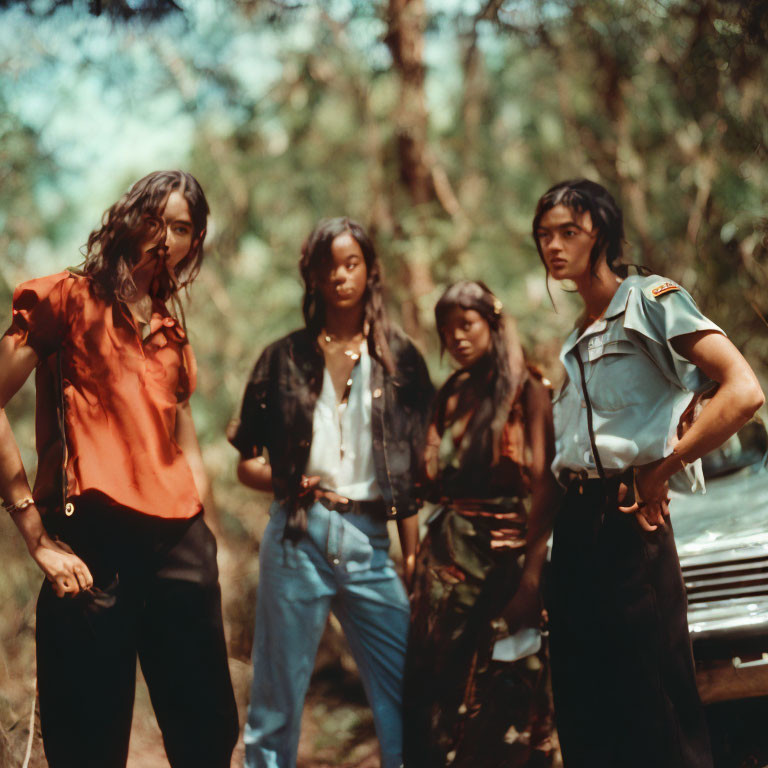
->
[493, 298, 503, 316]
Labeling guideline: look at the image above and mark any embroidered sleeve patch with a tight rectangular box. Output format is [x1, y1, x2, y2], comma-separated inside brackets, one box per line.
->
[651, 282, 680, 297]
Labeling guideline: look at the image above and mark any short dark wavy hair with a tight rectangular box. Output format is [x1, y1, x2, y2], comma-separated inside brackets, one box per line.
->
[532, 178, 628, 277]
[82, 170, 209, 302]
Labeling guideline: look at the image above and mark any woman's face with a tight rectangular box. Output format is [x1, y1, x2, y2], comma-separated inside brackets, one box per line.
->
[535, 204, 598, 282]
[136, 190, 197, 278]
[316, 232, 368, 311]
[441, 306, 492, 368]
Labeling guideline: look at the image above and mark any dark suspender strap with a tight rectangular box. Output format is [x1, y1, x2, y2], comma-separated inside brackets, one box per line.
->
[56, 349, 69, 515]
[575, 350, 608, 484]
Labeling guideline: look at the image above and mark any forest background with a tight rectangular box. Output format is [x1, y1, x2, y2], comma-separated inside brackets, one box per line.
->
[0, 0, 766, 765]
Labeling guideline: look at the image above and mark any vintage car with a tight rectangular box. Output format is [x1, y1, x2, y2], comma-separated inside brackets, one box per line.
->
[670, 419, 768, 704]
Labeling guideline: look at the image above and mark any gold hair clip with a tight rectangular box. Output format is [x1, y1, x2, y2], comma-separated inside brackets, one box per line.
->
[493, 298, 503, 315]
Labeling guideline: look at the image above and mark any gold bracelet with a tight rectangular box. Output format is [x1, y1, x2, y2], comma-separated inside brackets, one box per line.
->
[3, 497, 35, 515]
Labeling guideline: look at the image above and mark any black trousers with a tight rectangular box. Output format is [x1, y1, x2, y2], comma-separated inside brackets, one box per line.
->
[36, 498, 239, 768]
[548, 478, 712, 768]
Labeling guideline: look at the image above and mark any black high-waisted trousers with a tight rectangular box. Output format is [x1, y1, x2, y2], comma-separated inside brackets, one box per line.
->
[36, 497, 239, 768]
[548, 477, 712, 768]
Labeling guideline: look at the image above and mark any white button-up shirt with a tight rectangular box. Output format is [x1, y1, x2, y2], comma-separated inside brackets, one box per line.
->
[306, 342, 383, 501]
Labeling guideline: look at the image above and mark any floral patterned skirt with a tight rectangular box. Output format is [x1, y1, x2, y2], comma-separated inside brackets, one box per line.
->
[402, 502, 554, 768]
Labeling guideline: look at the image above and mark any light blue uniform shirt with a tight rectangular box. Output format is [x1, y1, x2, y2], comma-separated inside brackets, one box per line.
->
[552, 274, 724, 482]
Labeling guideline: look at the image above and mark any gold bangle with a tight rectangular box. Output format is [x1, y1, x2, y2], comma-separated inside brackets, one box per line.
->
[3, 497, 35, 515]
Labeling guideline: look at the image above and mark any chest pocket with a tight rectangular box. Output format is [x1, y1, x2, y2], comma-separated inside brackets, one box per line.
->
[582, 337, 650, 413]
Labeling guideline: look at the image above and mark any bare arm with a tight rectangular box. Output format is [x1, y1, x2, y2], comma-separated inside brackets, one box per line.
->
[0, 334, 93, 596]
[236, 454, 274, 493]
[518, 378, 560, 591]
[503, 378, 560, 631]
[669, 330, 765, 464]
[396, 514, 419, 593]
[624, 330, 764, 529]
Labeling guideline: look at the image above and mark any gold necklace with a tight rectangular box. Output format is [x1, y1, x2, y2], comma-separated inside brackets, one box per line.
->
[321, 330, 364, 360]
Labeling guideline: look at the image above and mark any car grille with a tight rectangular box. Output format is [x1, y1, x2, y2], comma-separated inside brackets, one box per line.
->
[682, 553, 768, 604]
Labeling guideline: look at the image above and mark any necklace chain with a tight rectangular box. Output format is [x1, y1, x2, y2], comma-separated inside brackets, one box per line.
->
[321, 329, 364, 360]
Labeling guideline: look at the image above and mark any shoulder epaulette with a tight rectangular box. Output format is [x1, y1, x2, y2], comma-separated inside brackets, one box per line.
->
[641, 277, 681, 300]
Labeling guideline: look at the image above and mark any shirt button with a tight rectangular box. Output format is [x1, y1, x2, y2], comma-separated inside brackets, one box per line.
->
[373, 388, 382, 399]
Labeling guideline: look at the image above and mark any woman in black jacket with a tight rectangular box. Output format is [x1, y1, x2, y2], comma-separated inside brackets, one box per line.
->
[229, 217, 433, 768]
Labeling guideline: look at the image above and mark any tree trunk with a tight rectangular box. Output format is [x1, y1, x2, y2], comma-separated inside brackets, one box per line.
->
[385, 0, 433, 206]
[384, 0, 438, 345]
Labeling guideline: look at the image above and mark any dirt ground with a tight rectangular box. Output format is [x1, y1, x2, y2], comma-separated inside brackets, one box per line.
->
[7, 667, 768, 767]
[2, 658, 381, 768]
[120, 691, 768, 768]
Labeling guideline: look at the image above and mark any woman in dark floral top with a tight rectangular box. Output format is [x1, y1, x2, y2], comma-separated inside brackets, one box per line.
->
[403, 281, 558, 768]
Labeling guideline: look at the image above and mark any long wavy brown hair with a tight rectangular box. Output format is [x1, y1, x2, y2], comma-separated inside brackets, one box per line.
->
[81, 170, 209, 303]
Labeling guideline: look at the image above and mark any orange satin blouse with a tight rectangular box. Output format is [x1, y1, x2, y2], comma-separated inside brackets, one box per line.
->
[7, 271, 201, 519]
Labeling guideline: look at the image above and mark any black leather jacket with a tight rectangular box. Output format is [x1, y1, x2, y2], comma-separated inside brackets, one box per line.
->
[229, 326, 434, 538]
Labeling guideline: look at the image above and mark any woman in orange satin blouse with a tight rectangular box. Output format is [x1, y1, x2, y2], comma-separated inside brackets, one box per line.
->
[0, 171, 238, 768]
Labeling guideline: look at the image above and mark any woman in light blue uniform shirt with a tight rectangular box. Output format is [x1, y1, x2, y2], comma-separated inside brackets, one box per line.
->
[532, 179, 764, 768]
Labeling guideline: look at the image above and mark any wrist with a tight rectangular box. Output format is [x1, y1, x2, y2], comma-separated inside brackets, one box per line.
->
[518, 571, 540, 592]
[645, 454, 678, 485]
[659, 451, 686, 482]
[671, 444, 693, 471]
[25, 529, 48, 555]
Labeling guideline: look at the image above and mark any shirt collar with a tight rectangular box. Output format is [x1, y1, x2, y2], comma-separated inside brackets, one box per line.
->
[559, 277, 635, 364]
[604, 276, 635, 319]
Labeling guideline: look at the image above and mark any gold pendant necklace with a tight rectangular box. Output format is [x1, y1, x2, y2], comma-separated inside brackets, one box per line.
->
[321, 330, 363, 361]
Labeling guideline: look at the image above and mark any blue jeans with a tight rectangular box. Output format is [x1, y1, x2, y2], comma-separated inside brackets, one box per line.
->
[244, 500, 410, 768]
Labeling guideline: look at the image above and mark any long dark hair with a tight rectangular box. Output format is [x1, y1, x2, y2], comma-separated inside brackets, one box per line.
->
[434, 280, 527, 465]
[299, 217, 395, 374]
[82, 170, 209, 303]
[532, 178, 631, 278]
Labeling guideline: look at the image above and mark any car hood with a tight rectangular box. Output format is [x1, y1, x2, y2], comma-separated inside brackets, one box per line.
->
[670, 464, 768, 561]
[670, 464, 768, 643]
